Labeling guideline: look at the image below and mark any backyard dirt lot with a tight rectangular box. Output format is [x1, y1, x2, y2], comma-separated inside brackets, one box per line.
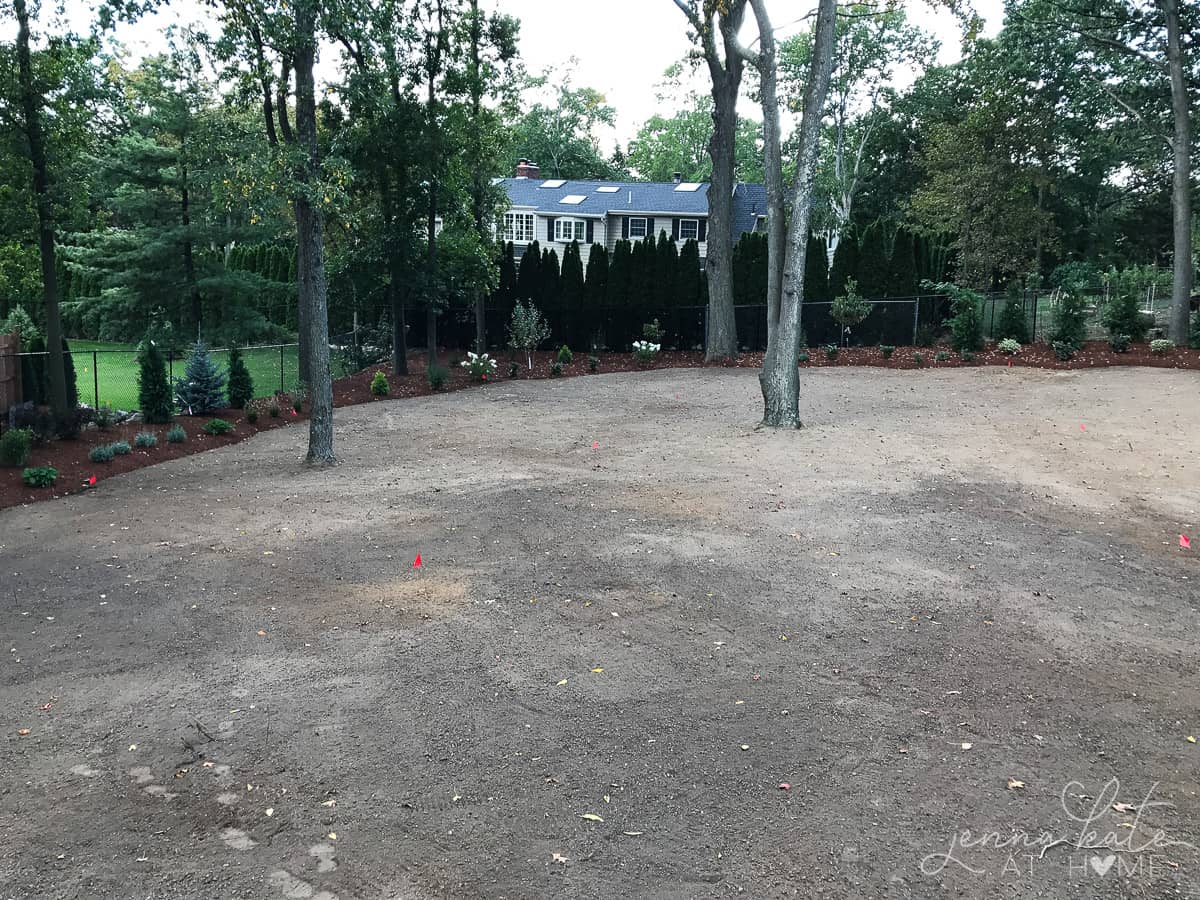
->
[2, 366, 1198, 900]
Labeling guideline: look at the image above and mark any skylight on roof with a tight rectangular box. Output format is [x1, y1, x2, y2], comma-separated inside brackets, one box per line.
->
[596, 186, 620, 193]
[674, 182, 702, 192]
[539, 179, 566, 188]
[559, 195, 587, 205]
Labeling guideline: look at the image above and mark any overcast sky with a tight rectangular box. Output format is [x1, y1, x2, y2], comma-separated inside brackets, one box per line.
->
[65, 0, 1007, 145]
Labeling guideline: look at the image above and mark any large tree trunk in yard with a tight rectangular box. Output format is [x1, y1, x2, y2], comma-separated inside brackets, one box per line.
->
[14, 0, 68, 416]
[758, 0, 837, 428]
[1162, 0, 1193, 343]
[293, 1, 334, 465]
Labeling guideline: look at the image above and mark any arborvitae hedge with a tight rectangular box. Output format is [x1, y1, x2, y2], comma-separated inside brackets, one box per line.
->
[804, 234, 830, 302]
[829, 232, 858, 299]
[854, 221, 890, 298]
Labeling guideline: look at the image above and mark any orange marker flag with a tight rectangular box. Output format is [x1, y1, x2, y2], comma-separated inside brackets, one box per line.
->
[413, 553, 423, 568]
[592, 441, 599, 449]
[1182, 535, 1191, 550]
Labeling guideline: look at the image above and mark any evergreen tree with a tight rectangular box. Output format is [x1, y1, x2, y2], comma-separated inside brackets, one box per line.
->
[630, 239, 652, 306]
[608, 240, 633, 310]
[855, 221, 890, 297]
[61, 338, 78, 409]
[829, 232, 859, 299]
[995, 290, 1030, 343]
[561, 241, 585, 308]
[677, 239, 703, 306]
[540, 248, 560, 308]
[804, 234, 830, 302]
[654, 233, 679, 308]
[137, 339, 174, 423]
[887, 228, 919, 297]
[516, 240, 541, 300]
[1100, 287, 1151, 343]
[174, 341, 227, 414]
[583, 244, 609, 348]
[497, 243, 518, 305]
[226, 345, 254, 409]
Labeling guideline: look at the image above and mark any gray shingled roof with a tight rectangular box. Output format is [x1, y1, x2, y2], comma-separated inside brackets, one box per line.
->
[732, 183, 768, 241]
[501, 177, 711, 218]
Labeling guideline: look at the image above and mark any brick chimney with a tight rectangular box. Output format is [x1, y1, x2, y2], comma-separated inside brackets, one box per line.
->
[515, 159, 541, 179]
[673, 171, 682, 184]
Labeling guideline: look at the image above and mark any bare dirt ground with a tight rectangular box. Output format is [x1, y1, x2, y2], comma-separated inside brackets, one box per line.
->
[2, 366, 1198, 900]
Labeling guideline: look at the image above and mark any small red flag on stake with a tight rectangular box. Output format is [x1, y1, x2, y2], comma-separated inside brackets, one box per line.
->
[592, 441, 599, 449]
[1080, 424, 1086, 431]
[87, 475, 97, 486]
[1182, 535, 1191, 550]
[413, 553, 422, 568]
[1007, 360, 1012, 367]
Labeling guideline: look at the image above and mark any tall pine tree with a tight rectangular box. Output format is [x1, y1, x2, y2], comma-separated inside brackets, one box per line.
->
[677, 239, 703, 306]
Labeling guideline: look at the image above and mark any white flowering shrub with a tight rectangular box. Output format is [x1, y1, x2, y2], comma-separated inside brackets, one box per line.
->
[1150, 339, 1174, 355]
[632, 341, 661, 365]
[460, 351, 498, 381]
[998, 338, 1021, 355]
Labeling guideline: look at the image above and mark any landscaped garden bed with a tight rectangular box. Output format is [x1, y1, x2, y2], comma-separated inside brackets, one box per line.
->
[2, 340, 1198, 511]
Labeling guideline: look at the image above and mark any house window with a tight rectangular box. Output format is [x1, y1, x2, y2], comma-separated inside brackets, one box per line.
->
[504, 212, 534, 243]
[679, 219, 700, 241]
[628, 217, 648, 239]
[554, 218, 586, 242]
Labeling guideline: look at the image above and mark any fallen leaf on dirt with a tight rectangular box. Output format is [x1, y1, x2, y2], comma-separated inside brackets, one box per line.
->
[622, 831, 643, 836]
[256, 630, 267, 636]
[552, 852, 568, 864]
[740, 744, 750, 751]
[556, 678, 568, 686]
[327, 832, 337, 840]
[779, 634, 788, 641]
[1112, 802, 1137, 813]
[580, 813, 604, 822]
[734, 700, 745, 705]
[1187, 736, 1196, 744]
[590, 667, 604, 673]
[39, 701, 53, 711]
[1007, 779, 1025, 790]
[265, 808, 274, 817]
[17, 728, 30, 736]
[961, 742, 973, 750]
[603, 795, 610, 803]
[128, 744, 137, 751]
[321, 799, 337, 807]
[262, 551, 273, 556]
[202, 761, 214, 768]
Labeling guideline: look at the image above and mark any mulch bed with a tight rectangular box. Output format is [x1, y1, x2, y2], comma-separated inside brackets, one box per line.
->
[3, 341, 1197, 511]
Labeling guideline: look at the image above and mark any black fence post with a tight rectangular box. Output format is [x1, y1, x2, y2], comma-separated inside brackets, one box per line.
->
[92, 350, 99, 408]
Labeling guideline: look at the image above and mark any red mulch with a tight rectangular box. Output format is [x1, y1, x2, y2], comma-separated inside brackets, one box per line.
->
[3, 341, 1198, 511]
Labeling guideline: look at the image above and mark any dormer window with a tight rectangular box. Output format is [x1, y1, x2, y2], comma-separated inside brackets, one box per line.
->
[554, 218, 586, 242]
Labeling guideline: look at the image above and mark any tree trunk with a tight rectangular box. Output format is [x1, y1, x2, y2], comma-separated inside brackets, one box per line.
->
[181, 159, 202, 335]
[424, 23, 442, 371]
[14, 0, 67, 415]
[750, 0, 786, 353]
[758, 0, 838, 428]
[469, 0, 488, 354]
[1162, 0, 1193, 343]
[293, 0, 334, 465]
[378, 172, 409, 374]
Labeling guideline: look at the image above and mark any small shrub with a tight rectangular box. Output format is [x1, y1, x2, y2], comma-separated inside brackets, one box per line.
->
[823, 344, 839, 360]
[935, 350, 951, 363]
[1100, 288, 1151, 344]
[1052, 340, 1076, 361]
[203, 418, 234, 436]
[1109, 333, 1131, 353]
[167, 424, 187, 443]
[226, 346, 255, 409]
[830, 278, 871, 338]
[588, 354, 599, 373]
[292, 394, 304, 414]
[95, 403, 116, 430]
[998, 338, 1021, 355]
[549, 360, 563, 377]
[21, 466, 57, 488]
[460, 352, 498, 382]
[370, 370, 390, 396]
[995, 295, 1030, 343]
[0, 427, 33, 467]
[797, 351, 810, 364]
[269, 403, 281, 418]
[642, 318, 664, 343]
[246, 409, 258, 424]
[1049, 290, 1089, 351]
[427, 365, 450, 390]
[508, 361, 520, 379]
[879, 345, 895, 358]
[925, 281, 984, 353]
[632, 341, 660, 365]
[557, 345, 573, 364]
[914, 324, 937, 347]
[89, 444, 115, 463]
[911, 352, 926, 368]
[110, 440, 132, 456]
[134, 431, 157, 448]
[1150, 339, 1174, 356]
[960, 350, 975, 363]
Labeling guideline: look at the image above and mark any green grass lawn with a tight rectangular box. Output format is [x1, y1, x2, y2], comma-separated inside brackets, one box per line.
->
[68, 341, 302, 411]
